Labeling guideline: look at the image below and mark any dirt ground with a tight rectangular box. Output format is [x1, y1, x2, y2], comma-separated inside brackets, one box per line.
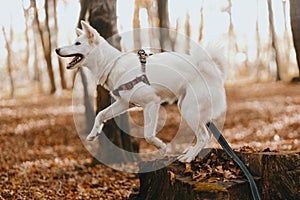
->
[0, 82, 299, 199]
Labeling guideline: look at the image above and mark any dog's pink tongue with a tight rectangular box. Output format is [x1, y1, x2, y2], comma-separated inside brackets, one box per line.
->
[67, 57, 77, 69]
[67, 56, 82, 69]
[71, 57, 77, 64]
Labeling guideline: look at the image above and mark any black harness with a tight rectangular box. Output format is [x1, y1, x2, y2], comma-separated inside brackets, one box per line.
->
[112, 49, 150, 97]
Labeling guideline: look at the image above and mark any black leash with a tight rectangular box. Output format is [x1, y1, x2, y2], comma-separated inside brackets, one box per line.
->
[206, 122, 261, 200]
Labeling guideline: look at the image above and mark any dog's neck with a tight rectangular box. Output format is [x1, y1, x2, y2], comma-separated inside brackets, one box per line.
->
[86, 39, 123, 90]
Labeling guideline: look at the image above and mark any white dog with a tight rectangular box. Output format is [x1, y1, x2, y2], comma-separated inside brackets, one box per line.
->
[56, 21, 227, 162]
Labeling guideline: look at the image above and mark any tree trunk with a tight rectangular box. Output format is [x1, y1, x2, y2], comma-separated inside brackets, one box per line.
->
[129, 149, 299, 200]
[79, 0, 138, 164]
[198, 5, 204, 43]
[44, 0, 56, 93]
[184, 14, 191, 55]
[157, 0, 173, 51]
[133, 0, 142, 50]
[23, 4, 30, 69]
[226, 0, 239, 81]
[32, 0, 56, 94]
[53, 0, 67, 89]
[267, 0, 281, 81]
[255, 0, 262, 81]
[78, 0, 89, 27]
[2, 27, 14, 98]
[290, 0, 300, 80]
[31, 9, 43, 93]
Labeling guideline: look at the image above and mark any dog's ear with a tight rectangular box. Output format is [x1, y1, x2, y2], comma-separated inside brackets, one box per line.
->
[81, 20, 99, 45]
[76, 28, 84, 36]
[81, 21, 94, 40]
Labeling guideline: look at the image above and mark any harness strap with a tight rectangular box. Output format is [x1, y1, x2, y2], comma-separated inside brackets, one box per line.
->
[112, 74, 150, 97]
[112, 49, 150, 97]
[138, 49, 147, 73]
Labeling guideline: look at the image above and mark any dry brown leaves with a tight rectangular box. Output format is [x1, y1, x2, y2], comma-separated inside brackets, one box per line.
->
[181, 145, 280, 184]
[182, 149, 243, 183]
[0, 93, 139, 199]
[1, 82, 299, 198]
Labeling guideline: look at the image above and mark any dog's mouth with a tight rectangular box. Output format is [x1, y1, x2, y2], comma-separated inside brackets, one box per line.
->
[59, 53, 84, 69]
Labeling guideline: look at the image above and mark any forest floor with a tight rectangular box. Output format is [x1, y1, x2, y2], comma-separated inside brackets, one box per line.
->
[0, 81, 299, 199]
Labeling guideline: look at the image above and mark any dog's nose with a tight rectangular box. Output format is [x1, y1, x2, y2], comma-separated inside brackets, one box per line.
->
[55, 48, 60, 55]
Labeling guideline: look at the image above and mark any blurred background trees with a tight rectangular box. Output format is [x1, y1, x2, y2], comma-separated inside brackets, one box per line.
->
[290, 0, 300, 81]
[1, 0, 299, 99]
[0, 0, 299, 98]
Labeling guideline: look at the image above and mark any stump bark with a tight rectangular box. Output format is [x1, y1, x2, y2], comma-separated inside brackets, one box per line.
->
[129, 149, 299, 200]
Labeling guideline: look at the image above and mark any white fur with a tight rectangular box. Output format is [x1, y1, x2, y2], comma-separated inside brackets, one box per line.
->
[56, 21, 227, 162]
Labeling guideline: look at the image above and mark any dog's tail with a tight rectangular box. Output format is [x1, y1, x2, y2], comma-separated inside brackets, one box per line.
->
[204, 41, 227, 81]
[192, 41, 227, 81]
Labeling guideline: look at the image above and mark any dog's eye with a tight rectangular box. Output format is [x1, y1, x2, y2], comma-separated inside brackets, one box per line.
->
[75, 42, 81, 45]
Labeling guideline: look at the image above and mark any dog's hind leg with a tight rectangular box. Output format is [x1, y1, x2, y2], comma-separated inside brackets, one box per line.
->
[86, 100, 129, 141]
[143, 101, 167, 155]
[178, 124, 210, 162]
[177, 84, 212, 162]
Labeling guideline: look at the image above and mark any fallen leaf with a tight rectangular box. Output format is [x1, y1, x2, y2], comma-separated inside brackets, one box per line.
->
[184, 163, 193, 174]
[168, 171, 176, 186]
[207, 177, 218, 183]
[193, 171, 207, 182]
[224, 170, 237, 179]
[239, 146, 256, 153]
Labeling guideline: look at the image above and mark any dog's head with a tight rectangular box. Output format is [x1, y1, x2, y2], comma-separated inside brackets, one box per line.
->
[56, 21, 101, 70]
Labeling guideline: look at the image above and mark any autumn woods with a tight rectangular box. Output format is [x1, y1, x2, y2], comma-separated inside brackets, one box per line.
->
[2, 0, 66, 97]
[0, 0, 299, 199]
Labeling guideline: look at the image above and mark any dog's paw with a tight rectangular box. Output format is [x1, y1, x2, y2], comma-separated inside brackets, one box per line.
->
[86, 136, 95, 141]
[183, 146, 192, 154]
[86, 133, 99, 141]
[177, 154, 195, 163]
[86, 123, 104, 142]
[158, 143, 168, 156]
[177, 148, 197, 163]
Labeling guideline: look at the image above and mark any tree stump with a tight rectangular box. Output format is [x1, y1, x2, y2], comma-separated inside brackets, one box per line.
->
[129, 149, 299, 200]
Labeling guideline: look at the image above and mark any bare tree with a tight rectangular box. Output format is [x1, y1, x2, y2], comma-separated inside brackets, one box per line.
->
[133, 0, 142, 50]
[2, 27, 15, 98]
[290, 0, 300, 81]
[79, 0, 138, 164]
[157, 0, 173, 51]
[184, 13, 191, 54]
[32, 25, 43, 93]
[282, 0, 290, 56]
[22, 0, 43, 93]
[267, 0, 281, 80]
[132, 0, 162, 52]
[198, 4, 204, 43]
[226, 0, 238, 80]
[53, 0, 67, 89]
[255, 0, 261, 80]
[32, 0, 56, 94]
[30, 2, 43, 92]
[22, 3, 30, 68]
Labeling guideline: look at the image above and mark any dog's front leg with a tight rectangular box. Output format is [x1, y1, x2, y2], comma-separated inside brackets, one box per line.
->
[143, 102, 167, 155]
[86, 100, 129, 141]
